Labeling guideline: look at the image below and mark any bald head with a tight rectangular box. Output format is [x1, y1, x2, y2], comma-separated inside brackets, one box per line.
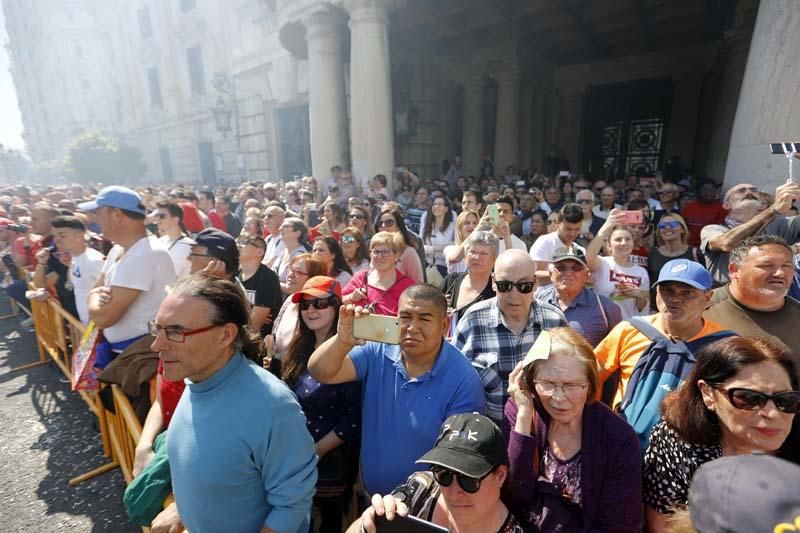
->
[495, 249, 536, 278]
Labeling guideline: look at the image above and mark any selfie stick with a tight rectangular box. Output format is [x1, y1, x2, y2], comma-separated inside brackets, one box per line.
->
[783, 143, 797, 182]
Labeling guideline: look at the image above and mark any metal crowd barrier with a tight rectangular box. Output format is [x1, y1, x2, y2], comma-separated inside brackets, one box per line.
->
[11, 296, 176, 532]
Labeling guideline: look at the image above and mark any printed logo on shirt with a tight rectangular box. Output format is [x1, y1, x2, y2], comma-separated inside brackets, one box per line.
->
[245, 289, 256, 305]
[72, 265, 81, 278]
[608, 270, 642, 288]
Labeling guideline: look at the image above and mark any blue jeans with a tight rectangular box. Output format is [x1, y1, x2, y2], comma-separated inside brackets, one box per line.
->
[5, 280, 30, 312]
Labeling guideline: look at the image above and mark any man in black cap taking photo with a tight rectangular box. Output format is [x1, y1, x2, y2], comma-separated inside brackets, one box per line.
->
[350, 413, 525, 533]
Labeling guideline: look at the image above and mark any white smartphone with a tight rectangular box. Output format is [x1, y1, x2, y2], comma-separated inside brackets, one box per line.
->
[353, 314, 401, 345]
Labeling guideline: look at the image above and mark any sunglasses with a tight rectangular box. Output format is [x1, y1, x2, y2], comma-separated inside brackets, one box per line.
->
[341, 235, 357, 244]
[349, 213, 366, 220]
[553, 263, 586, 273]
[431, 467, 490, 494]
[156, 213, 168, 219]
[711, 385, 800, 414]
[494, 279, 535, 294]
[657, 221, 682, 230]
[378, 219, 396, 228]
[576, 199, 593, 205]
[299, 296, 338, 311]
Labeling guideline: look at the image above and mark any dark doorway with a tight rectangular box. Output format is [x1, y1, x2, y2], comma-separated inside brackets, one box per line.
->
[582, 78, 673, 181]
[198, 141, 216, 185]
[276, 105, 312, 177]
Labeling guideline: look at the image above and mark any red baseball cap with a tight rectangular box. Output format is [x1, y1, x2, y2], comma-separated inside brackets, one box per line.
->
[291, 276, 342, 303]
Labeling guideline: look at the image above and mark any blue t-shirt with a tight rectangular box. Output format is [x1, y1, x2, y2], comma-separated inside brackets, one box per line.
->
[167, 353, 317, 533]
[350, 340, 485, 495]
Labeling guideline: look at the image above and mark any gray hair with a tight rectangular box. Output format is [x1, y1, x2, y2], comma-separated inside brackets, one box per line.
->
[464, 230, 499, 258]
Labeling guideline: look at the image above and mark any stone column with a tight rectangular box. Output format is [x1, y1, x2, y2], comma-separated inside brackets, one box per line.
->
[530, 86, 546, 171]
[461, 76, 485, 177]
[345, 0, 400, 188]
[518, 81, 534, 171]
[723, 0, 795, 192]
[494, 69, 521, 171]
[305, 10, 349, 186]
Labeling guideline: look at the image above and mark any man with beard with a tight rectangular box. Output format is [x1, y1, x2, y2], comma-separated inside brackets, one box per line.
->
[705, 235, 800, 353]
[701, 180, 800, 287]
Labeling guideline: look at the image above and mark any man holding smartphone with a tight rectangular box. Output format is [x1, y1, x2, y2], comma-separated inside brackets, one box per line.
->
[307, 284, 485, 496]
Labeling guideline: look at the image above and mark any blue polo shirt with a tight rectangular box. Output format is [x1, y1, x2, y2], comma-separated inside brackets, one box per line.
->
[350, 340, 485, 495]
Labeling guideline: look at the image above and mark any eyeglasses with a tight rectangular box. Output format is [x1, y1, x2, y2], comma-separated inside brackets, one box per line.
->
[494, 279, 535, 294]
[371, 248, 393, 257]
[299, 296, 338, 311]
[710, 385, 800, 414]
[657, 221, 682, 230]
[534, 381, 589, 396]
[349, 213, 366, 220]
[341, 235, 357, 244]
[576, 199, 593, 205]
[289, 267, 310, 277]
[238, 238, 265, 248]
[147, 321, 220, 343]
[189, 253, 213, 259]
[431, 467, 490, 494]
[378, 219, 396, 228]
[553, 263, 586, 273]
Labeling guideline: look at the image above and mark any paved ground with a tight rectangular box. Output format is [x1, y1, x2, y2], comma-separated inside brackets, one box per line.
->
[0, 305, 139, 532]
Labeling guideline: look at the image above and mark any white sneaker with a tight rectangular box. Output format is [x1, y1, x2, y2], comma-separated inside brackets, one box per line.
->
[20, 317, 33, 328]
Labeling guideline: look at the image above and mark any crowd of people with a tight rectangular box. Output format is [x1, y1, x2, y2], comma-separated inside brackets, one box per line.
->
[3, 160, 800, 533]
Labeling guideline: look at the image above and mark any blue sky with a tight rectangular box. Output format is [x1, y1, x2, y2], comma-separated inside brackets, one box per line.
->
[0, 5, 25, 152]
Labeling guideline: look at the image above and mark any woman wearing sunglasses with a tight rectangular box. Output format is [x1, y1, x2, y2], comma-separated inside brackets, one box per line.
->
[647, 213, 704, 307]
[352, 413, 525, 533]
[644, 336, 800, 532]
[505, 327, 642, 532]
[373, 208, 424, 283]
[339, 227, 370, 275]
[346, 206, 372, 240]
[269, 253, 328, 365]
[282, 276, 361, 533]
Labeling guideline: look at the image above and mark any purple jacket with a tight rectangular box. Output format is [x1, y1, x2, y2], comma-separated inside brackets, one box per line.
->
[505, 398, 642, 532]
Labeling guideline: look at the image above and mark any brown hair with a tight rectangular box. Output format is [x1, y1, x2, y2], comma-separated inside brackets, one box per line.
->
[289, 252, 327, 279]
[662, 336, 800, 459]
[524, 327, 600, 404]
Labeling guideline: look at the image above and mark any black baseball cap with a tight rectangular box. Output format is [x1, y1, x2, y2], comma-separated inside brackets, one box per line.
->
[188, 228, 238, 262]
[689, 453, 800, 533]
[416, 413, 508, 478]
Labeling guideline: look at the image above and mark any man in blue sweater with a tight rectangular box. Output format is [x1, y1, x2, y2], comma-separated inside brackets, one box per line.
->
[149, 274, 317, 533]
[308, 283, 486, 496]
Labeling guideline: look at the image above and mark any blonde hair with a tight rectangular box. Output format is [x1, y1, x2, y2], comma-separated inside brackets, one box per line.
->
[370, 231, 403, 254]
[455, 210, 480, 244]
[656, 213, 689, 246]
[524, 327, 600, 404]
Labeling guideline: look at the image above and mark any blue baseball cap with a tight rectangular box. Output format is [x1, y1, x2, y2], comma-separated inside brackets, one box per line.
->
[78, 186, 146, 215]
[652, 258, 712, 290]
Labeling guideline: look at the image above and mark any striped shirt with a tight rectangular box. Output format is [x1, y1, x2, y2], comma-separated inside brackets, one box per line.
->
[453, 298, 567, 424]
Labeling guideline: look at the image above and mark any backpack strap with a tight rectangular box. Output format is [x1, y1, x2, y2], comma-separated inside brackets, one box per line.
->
[627, 316, 668, 342]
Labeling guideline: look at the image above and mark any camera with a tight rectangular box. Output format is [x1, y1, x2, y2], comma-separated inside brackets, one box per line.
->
[7, 224, 29, 234]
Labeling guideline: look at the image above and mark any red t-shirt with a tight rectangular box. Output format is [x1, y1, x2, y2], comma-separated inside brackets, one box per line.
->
[157, 359, 186, 428]
[681, 201, 727, 246]
[179, 202, 206, 234]
[206, 209, 227, 231]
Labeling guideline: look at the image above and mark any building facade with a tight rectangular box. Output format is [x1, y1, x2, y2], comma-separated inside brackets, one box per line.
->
[4, 0, 778, 192]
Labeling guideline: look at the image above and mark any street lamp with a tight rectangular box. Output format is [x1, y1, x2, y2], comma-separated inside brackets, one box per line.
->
[211, 74, 244, 175]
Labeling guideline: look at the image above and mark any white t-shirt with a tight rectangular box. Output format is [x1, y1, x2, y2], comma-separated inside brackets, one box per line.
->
[70, 247, 105, 324]
[499, 234, 529, 254]
[592, 256, 649, 320]
[423, 220, 456, 268]
[101, 236, 176, 344]
[158, 234, 192, 280]
[529, 232, 586, 262]
[263, 235, 285, 269]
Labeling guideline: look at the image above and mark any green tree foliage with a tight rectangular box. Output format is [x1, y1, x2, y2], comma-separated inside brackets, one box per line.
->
[64, 133, 147, 184]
